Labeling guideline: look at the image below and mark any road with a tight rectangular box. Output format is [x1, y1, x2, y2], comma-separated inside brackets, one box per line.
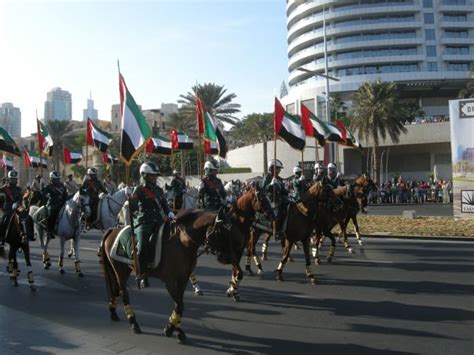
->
[0, 230, 472, 355]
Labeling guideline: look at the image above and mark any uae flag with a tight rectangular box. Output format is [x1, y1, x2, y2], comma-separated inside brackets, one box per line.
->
[102, 152, 119, 164]
[204, 112, 227, 158]
[37, 119, 53, 156]
[326, 123, 345, 143]
[87, 118, 112, 153]
[119, 73, 152, 164]
[301, 104, 330, 146]
[274, 98, 305, 151]
[346, 129, 363, 150]
[204, 140, 218, 155]
[0, 128, 21, 156]
[0, 154, 14, 171]
[63, 147, 83, 164]
[23, 148, 48, 168]
[146, 135, 172, 155]
[171, 129, 194, 150]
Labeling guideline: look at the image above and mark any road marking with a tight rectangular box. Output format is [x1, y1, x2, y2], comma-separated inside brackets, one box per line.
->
[0, 272, 77, 292]
[347, 259, 394, 264]
[79, 247, 98, 252]
[371, 238, 473, 245]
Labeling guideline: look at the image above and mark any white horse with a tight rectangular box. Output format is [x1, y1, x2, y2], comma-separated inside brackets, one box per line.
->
[30, 191, 91, 276]
[93, 186, 133, 231]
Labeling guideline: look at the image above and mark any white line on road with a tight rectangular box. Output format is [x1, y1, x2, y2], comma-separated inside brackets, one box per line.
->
[368, 238, 473, 245]
[346, 259, 394, 264]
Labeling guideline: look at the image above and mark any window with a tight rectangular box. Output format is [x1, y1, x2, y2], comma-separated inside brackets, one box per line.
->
[426, 46, 437, 56]
[425, 29, 436, 40]
[447, 62, 469, 71]
[445, 46, 469, 55]
[427, 62, 438, 71]
[445, 30, 468, 38]
[443, 14, 467, 22]
[424, 13, 434, 24]
[423, 0, 433, 7]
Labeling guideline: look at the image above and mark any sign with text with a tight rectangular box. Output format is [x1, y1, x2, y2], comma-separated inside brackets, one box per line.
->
[459, 100, 474, 119]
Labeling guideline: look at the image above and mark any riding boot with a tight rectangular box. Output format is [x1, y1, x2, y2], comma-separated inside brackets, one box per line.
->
[136, 255, 149, 289]
[47, 218, 56, 239]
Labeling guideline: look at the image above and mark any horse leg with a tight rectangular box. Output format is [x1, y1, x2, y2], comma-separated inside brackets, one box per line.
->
[302, 237, 317, 285]
[353, 216, 363, 246]
[101, 237, 122, 322]
[226, 264, 243, 302]
[164, 277, 188, 343]
[67, 239, 75, 258]
[119, 270, 140, 334]
[275, 239, 292, 282]
[21, 241, 36, 291]
[245, 230, 256, 276]
[261, 233, 270, 261]
[325, 227, 336, 263]
[58, 237, 65, 274]
[189, 273, 203, 296]
[313, 231, 321, 265]
[342, 217, 354, 254]
[8, 247, 19, 287]
[42, 232, 51, 270]
[73, 237, 84, 277]
[251, 230, 264, 275]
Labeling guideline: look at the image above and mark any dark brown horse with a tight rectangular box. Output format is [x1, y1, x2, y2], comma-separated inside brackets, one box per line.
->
[100, 208, 241, 341]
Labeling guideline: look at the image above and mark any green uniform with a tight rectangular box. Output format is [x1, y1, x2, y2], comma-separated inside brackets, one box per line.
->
[43, 182, 68, 231]
[170, 176, 186, 209]
[261, 173, 289, 234]
[198, 175, 226, 211]
[80, 176, 107, 223]
[292, 175, 308, 201]
[327, 173, 345, 189]
[129, 180, 170, 272]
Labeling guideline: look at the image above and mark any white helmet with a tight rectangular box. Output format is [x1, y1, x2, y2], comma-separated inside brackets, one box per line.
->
[87, 167, 98, 175]
[293, 166, 302, 174]
[139, 162, 160, 176]
[327, 163, 337, 170]
[315, 163, 322, 170]
[172, 169, 179, 175]
[268, 159, 283, 171]
[49, 171, 61, 180]
[7, 170, 18, 179]
[204, 160, 219, 171]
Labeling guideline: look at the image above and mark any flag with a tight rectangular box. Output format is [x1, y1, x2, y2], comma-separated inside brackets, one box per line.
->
[0, 128, 21, 156]
[301, 104, 337, 146]
[204, 112, 227, 158]
[63, 147, 83, 164]
[196, 96, 204, 134]
[171, 129, 194, 150]
[274, 98, 305, 151]
[23, 148, 47, 168]
[87, 118, 112, 153]
[204, 140, 218, 155]
[0, 154, 14, 171]
[326, 123, 345, 143]
[345, 128, 363, 150]
[37, 119, 53, 155]
[335, 120, 347, 143]
[145, 135, 172, 155]
[119, 73, 152, 164]
[102, 152, 119, 164]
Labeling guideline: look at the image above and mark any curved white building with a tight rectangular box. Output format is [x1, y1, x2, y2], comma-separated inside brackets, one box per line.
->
[284, 0, 474, 118]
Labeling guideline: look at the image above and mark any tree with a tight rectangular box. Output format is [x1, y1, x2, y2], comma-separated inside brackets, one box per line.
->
[349, 80, 407, 183]
[458, 81, 474, 99]
[46, 120, 73, 172]
[178, 83, 241, 126]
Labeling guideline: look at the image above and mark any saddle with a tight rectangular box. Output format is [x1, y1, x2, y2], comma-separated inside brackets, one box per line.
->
[110, 223, 169, 269]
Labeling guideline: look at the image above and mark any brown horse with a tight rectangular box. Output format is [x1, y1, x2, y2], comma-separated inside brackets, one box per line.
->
[223, 183, 276, 301]
[100, 208, 241, 342]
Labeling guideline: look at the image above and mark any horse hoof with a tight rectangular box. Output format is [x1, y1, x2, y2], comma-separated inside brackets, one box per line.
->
[310, 278, 317, 286]
[164, 324, 175, 337]
[348, 248, 354, 254]
[326, 257, 333, 264]
[44, 264, 50, 270]
[226, 289, 233, 297]
[247, 269, 255, 277]
[315, 258, 321, 265]
[257, 269, 263, 276]
[194, 289, 203, 296]
[12, 281, 19, 287]
[275, 271, 284, 282]
[30, 285, 37, 292]
[177, 328, 187, 343]
[233, 294, 240, 302]
[262, 255, 268, 261]
[358, 240, 364, 246]
[110, 313, 120, 322]
[59, 269, 65, 274]
[77, 272, 84, 278]
[132, 323, 141, 334]
[67, 252, 73, 258]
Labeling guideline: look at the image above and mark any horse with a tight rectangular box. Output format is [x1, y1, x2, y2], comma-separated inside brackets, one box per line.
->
[2, 207, 36, 290]
[31, 191, 91, 275]
[100, 208, 242, 341]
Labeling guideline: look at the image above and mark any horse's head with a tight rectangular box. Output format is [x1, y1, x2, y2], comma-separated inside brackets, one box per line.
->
[352, 175, 377, 214]
[236, 182, 276, 222]
[205, 208, 236, 265]
[306, 182, 343, 211]
[75, 192, 91, 218]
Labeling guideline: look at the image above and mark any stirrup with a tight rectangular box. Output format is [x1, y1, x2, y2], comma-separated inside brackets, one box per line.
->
[136, 275, 149, 289]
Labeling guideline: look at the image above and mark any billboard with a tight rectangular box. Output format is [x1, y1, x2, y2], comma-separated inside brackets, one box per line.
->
[449, 99, 474, 219]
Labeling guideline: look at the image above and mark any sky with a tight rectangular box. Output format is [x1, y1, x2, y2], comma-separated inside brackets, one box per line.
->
[0, 0, 288, 137]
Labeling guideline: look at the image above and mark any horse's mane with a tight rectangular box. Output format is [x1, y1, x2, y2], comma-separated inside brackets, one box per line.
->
[301, 181, 322, 201]
[175, 209, 216, 229]
[235, 187, 255, 211]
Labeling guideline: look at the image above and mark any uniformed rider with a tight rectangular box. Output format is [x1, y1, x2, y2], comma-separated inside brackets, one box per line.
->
[104, 174, 117, 195]
[43, 171, 68, 237]
[313, 163, 328, 183]
[80, 168, 107, 226]
[198, 160, 226, 211]
[0, 170, 35, 242]
[169, 170, 186, 210]
[261, 159, 289, 235]
[130, 162, 175, 288]
[64, 174, 79, 199]
[327, 163, 345, 189]
[292, 166, 308, 201]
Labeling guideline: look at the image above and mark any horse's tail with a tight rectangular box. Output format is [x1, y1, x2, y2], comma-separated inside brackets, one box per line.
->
[101, 229, 120, 301]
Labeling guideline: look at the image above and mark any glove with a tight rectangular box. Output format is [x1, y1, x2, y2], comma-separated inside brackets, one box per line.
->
[271, 178, 278, 185]
[299, 175, 306, 181]
[12, 202, 19, 210]
[99, 192, 106, 199]
[226, 195, 233, 203]
[167, 211, 176, 220]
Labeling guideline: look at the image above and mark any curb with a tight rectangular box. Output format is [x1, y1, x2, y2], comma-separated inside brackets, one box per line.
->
[348, 233, 474, 242]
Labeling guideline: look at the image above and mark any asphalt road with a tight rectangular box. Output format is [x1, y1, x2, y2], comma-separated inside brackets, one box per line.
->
[0, 230, 472, 355]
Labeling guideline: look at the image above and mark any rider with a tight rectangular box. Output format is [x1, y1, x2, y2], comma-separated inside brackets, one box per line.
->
[0, 170, 35, 242]
[169, 169, 186, 210]
[31, 174, 43, 193]
[261, 159, 289, 236]
[292, 166, 308, 201]
[43, 171, 68, 238]
[64, 174, 79, 199]
[130, 162, 174, 288]
[198, 159, 226, 211]
[104, 174, 117, 195]
[80, 167, 107, 226]
[313, 163, 328, 183]
[327, 163, 345, 189]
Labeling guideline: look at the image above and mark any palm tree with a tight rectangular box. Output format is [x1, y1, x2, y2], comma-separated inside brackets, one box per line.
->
[458, 81, 474, 99]
[178, 83, 241, 126]
[349, 80, 407, 183]
[330, 95, 348, 125]
[46, 120, 73, 172]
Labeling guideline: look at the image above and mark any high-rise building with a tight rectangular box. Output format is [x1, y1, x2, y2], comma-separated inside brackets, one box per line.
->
[111, 104, 121, 131]
[44, 87, 72, 121]
[284, 0, 474, 118]
[83, 92, 98, 121]
[0, 103, 21, 137]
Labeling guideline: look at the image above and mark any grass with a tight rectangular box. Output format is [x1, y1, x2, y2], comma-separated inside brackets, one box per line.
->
[453, 176, 474, 182]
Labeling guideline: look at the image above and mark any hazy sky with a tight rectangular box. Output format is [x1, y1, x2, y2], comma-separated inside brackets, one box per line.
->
[0, 0, 288, 137]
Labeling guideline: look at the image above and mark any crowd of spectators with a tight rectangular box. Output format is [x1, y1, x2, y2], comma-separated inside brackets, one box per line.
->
[368, 176, 453, 205]
[404, 115, 449, 125]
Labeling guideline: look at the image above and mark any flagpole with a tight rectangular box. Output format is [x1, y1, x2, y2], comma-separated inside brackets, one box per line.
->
[273, 101, 277, 241]
[36, 111, 44, 178]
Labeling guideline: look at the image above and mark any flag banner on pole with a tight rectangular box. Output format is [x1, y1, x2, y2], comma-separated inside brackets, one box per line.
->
[196, 96, 205, 135]
[0, 154, 14, 171]
[301, 103, 339, 146]
[119, 73, 152, 164]
[204, 140, 218, 155]
[23, 148, 48, 168]
[145, 135, 172, 155]
[274, 98, 305, 151]
[102, 152, 119, 165]
[335, 120, 347, 143]
[326, 123, 345, 143]
[335, 120, 363, 150]
[204, 112, 227, 158]
[36, 119, 53, 155]
[171, 129, 194, 150]
[87, 118, 112, 153]
[0, 128, 21, 156]
[63, 147, 83, 164]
